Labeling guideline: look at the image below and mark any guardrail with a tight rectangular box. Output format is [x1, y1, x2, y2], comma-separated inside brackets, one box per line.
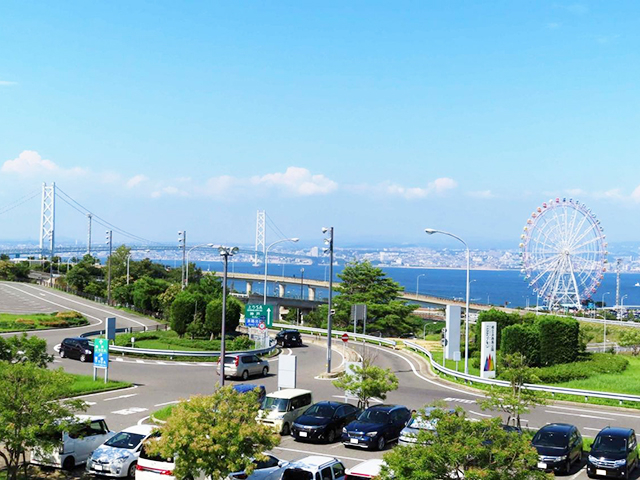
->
[81, 328, 278, 358]
[403, 341, 640, 404]
[271, 323, 397, 348]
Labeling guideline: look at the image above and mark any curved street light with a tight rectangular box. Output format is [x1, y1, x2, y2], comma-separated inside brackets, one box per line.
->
[416, 273, 426, 299]
[263, 238, 299, 305]
[424, 228, 470, 374]
[602, 291, 610, 352]
[216, 245, 239, 387]
[185, 243, 215, 287]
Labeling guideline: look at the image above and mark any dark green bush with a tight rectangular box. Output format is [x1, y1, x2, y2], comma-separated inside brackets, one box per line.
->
[533, 353, 628, 383]
[475, 309, 521, 353]
[500, 323, 540, 366]
[536, 316, 579, 366]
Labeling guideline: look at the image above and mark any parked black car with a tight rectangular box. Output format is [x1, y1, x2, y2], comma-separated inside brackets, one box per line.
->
[532, 423, 583, 474]
[291, 401, 362, 443]
[587, 427, 639, 479]
[59, 337, 94, 362]
[342, 404, 412, 451]
[276, 329, 303, 347]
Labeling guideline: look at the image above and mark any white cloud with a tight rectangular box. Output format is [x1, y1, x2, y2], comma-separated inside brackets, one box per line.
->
[631, 185, 640, 202]
[0, 81, 17, 86]
[126, 174, 148, 188]
[151, 185, 188, 198]
[468, 190, 495, 199]
[429, 177, 457, 193]
[250, 167, 338, 196]
[382, 177, 458, 200]
[2, 150, 59, 175]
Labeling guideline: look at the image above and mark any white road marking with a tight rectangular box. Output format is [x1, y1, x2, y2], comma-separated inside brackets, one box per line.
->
[137, 416, 151, 425]
[568, 466, 585, 480]
[584, 427, 602, 432]
[273, 447, 366, 463]
[154, 401, 180, 407]
[136, 360, 145, 364]
[543, 404, 640, 419]
[545, 410, 613, 421]
[103, 394, 138, 402]
[59, 384, 139, 400]
[445, 397, 477, 404]
[156, 361, 166, 365]
[40, 293, 46, 296]
[112, 407, 148, 415]
[115, 358, 124, 362]
[469, 410, 492, 417]
[83, 401, 97, 406]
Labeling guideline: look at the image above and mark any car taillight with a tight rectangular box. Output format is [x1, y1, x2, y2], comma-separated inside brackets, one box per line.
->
[136, 465, 173, 476]
[234, 474, 248, 479]
[235, 357, 239, 366]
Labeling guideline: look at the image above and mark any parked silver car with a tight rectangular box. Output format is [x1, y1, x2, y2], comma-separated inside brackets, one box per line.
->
[217, 354, 269, 380]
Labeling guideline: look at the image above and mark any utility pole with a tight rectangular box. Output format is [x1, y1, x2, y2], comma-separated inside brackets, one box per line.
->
[178, 230, 186, 289]
[616, 259, 622, 321]
[87, 213, 92, 255]
[323, 227, 334, 373]
[106, 230, 113, 304]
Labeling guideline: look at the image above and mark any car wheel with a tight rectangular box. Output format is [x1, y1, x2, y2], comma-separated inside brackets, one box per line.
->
[327, 428, 336, 443]
[375, 436, 386, 451]
[80, 353, 87, 362]
[281, 423, 290, 436]
[241, 370, 249, 380]
[623, 466, 630, 480]
[565, 458, 572, 474]
[59, 349, 66, 358]
[128, 462, 137, 478]
[62, 456, 75, 471]
[262, 367, 268, 377]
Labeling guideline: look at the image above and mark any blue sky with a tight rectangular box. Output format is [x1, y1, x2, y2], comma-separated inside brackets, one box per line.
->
[1, 1, 639, 249]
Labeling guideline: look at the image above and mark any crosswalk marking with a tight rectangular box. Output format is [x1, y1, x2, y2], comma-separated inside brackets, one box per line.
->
[112, 407, 148, 416]
[444, 397, 476, 404]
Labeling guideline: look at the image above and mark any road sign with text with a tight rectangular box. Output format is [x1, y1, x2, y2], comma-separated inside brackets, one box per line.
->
[245, 304, 274, 328]
[93, 338, 109, 369]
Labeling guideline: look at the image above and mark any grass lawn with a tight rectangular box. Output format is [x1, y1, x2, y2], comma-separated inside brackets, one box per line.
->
[152, 404, 176, 423]
[0, 312, 88, 332]
[67, 373, 132, 396]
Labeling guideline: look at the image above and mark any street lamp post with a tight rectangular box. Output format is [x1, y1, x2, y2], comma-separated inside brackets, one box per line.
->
[263, 238, 299, 305]
[602, 291, 610, 352]
[185, 243, 215, 287]
[416, 273, 426, 299]
[178, 230, 186, 289]
[425, 228, 470, 374]
[126, 253, 133, 285]
[105, 230, 113, 304]
[323, 227, 334, 374]
[217, 245, 239, 387]
[300, 268, 305, 299]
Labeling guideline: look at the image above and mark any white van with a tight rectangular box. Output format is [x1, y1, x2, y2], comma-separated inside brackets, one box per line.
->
[256, 389, 313, 435]
[31, 415, 114, 470]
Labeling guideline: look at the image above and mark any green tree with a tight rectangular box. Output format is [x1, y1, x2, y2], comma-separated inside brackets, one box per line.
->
[0, 333, 52, 367]
[333, 260, 420, 336]
[480, 353, 546, 429]
[381, 408, 551, 480]
[0, 260, 31, 281]
[0, 363, 86, 480]
[619, 330, 640, 356]
[332, 358, 399, 408]
[144, 386, 279, 480]
[205, 296, 242, 339]
[132, 276, 171, 312]
[170, 291, 201, 337]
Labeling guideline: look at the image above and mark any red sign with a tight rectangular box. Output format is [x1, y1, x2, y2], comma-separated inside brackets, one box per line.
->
[259, 322, 266, 330]
[341, 333, 349, 343]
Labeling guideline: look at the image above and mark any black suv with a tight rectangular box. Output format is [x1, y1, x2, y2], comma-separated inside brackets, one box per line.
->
[587, 427, 639, 479]
[59, 337, 94, 362]
[342, 404, 412, 451]
[292, 401, 362, 443]
[532, 423, 583, 474]
[276, 329, 303, 347]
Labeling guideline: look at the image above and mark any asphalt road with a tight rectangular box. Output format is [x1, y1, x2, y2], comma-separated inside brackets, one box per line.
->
[3, 281, 640, 478]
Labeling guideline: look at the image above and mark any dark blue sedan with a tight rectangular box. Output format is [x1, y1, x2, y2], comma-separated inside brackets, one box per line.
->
[342, 404, 411, 451]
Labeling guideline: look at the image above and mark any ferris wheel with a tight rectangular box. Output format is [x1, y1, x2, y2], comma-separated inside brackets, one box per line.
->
[519, 198, 608, 309]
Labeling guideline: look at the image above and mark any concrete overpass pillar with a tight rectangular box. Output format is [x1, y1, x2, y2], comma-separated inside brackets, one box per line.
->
[308, 287, 316, 301]
[246, 281, 253, 295]
[278, 283, 285, 297]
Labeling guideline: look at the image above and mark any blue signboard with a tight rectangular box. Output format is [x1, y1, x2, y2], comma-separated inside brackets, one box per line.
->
[93, 338, 109, 369]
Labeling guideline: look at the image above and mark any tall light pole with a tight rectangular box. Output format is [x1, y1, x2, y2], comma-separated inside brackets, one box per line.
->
[185, 243, 215, 287]
[300, 267, 305, 299]
[425, 228, 470, 374]
[416, 273, 426, 299]
[263, 238, 299, 305]
[178, 230, 187, 289]
[126, 253, 133, 285]
[105, 230, 113, 304]
[621, 294, 629, 320]
[602, 291, 610, 352]
[217, 245, 238, 387]
[323, 227, 334, 374]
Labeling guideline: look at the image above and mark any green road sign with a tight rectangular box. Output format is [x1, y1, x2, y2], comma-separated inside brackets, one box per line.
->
[245, 304, 274, 327]
[93, 338, 109, 369]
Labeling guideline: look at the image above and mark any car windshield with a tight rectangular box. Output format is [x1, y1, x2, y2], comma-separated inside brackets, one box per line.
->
[408, 417, 436, 430]
[533, 431, 568, 447]
[282, 469, 314, 480]
[593, 435, 627, 454]
[105, 432, 147, 449]
[262, 397, 289, 412]
[357, 410, 389, 424]
[304, 404, 335, 418]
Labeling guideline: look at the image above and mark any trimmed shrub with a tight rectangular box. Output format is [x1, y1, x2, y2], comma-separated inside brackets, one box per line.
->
[536, 316, 579, 366]
[533, 353, 628, 383]
[475, 309, 521, 353]
[500, 323, 540, 366]
[56, 311, 84, 319]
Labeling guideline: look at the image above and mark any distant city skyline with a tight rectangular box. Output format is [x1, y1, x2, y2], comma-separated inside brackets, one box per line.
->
[1, 2, 639, 247]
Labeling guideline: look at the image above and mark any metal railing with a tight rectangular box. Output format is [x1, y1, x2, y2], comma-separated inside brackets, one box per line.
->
[271, 323, 397, 347]
[403, 341, 640, 404]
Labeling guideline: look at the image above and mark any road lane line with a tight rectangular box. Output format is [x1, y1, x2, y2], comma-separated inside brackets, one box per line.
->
[138, 416, 151, 425]
[541, 405, 640, 419]
[103, 394, 138, 402]
[154, 401, 180, 407]
[273, 447, 366, 463]
[469, 410, 492, 417]
[584, 427, 602, 432]
[545, 410, 613, 421]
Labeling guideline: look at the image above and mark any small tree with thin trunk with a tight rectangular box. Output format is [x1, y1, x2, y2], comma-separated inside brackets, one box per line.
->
[332, 355, 399, 409]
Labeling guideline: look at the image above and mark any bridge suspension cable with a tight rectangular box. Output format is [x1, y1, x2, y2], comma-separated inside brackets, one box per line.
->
[0, 188, 40, 216]
[56, 186, 161, 245]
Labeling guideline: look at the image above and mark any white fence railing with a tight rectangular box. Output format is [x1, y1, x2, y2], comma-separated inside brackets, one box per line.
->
[271, 323, 397, 348]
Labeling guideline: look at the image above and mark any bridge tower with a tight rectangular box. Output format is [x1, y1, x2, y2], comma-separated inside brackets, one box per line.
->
[39, 182, 55, 259]
[254, 210, 265, 265]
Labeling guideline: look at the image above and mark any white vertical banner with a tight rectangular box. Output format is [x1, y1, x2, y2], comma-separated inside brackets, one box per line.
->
[445, 305, 461, 360]
[278, 354, 297, 390]
[480, 321, 497, 379]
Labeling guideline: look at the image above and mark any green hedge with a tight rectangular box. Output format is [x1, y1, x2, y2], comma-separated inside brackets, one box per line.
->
[114, 331, 254, 351]
[501, 324, 540, 366]
[537, 316, 579, 366]
[475, 309, 522, 353]
[532, 353, 628, 383]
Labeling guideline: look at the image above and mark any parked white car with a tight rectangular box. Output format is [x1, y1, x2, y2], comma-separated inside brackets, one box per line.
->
[344, 459, 385, 479]
[256, 388, 313, 435]
[135, 437, 176, 480]
[264, 456, 346, 480]
[31, 415, 114, 470]
[87, 424, 156, 478]
[225, 454, 288, 480]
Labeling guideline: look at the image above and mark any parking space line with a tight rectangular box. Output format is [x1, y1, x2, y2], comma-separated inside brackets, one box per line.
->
[545, 410, 613, 421]
[273, 446, 367, 463]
